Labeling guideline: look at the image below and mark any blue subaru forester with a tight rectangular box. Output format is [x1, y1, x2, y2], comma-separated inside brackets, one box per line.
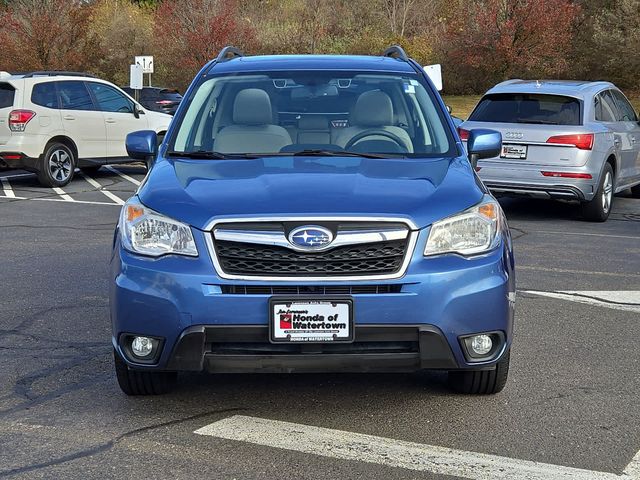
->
[111, 46, 515, 395]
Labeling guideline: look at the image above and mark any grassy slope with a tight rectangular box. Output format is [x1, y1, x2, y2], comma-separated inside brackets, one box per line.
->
[442, 94, 640, 121]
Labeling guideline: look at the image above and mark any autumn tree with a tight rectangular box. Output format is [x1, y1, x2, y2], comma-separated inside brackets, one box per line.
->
[437, 0, 581, 93]
[0, 0, 98, 72]
[89, 0, 154, 86]
[153, 0, 255, 89]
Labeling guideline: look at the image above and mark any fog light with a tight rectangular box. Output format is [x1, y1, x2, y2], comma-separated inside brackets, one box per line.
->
[131, 336, 153, 357]
[470, 334, 493, 355]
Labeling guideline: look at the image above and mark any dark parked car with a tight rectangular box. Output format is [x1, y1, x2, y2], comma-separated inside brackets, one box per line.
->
[122, 87, 182, 115]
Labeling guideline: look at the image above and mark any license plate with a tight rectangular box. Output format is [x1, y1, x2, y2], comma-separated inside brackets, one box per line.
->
[501, 144, 528, 159]
[269, 298, 354, 343]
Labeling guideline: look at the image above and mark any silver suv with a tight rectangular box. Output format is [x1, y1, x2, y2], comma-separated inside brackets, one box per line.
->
[460, 80, 640, 221]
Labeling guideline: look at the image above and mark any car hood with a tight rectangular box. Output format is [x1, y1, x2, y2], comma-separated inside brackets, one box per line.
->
[137, 155, 484, 230]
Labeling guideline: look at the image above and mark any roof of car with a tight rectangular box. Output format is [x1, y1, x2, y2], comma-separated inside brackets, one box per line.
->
[486, 79, 616, 98]
[207, 54, 418, 74]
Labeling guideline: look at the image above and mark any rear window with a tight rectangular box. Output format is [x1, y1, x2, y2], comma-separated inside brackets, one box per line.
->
[32, 82, 60, 109]
[469, 93, 582, 126]
[0, 83, 15, 108]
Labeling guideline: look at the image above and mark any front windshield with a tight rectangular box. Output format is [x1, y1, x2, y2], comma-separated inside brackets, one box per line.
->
[170, 70, 454, 158]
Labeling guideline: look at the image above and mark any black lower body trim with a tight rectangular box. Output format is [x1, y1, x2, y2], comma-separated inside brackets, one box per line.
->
[166, 325, 459, 373]
[486, 182, 585, 201]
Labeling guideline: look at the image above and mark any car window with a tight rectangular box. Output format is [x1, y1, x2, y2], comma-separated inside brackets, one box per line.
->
[87, 82, 134, 113]
[0, 83, 15, 108]
[171, 71, 454, 157]
[611, 90, 637, 122]
[57, 81, 95, 111]
[31, 82, 59, 109]
[469, 93, 581, 125]
[597, 91, 618, 122]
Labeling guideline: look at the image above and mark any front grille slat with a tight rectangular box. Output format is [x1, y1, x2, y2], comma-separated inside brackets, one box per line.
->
[220, 284, 403, 295]
[215, 239, 407, 276]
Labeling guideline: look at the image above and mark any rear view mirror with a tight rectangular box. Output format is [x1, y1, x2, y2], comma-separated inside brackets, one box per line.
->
[126, 130, 157, 161]
[467, 129, 501, 169]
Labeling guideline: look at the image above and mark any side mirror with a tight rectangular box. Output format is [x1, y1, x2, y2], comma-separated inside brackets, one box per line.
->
[126, 130, 158, 161]
[467, 129, 501, 169]
[132, 106, 145, 119]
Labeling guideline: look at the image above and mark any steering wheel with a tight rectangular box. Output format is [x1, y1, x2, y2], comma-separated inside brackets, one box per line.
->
[344, 129, 408, 152]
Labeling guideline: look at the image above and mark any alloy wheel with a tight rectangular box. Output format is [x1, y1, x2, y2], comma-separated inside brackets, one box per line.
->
[601, 171, 613, 213]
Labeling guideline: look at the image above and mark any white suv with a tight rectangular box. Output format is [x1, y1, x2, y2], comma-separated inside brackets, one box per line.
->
[0, 71, 172, 187]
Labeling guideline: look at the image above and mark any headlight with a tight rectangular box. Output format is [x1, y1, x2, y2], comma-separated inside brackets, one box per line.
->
[424, 196, 502, 256]
[119, 198, 198, 257]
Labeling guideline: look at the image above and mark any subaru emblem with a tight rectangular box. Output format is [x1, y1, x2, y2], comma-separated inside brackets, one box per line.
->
[288, 226, 334, 250]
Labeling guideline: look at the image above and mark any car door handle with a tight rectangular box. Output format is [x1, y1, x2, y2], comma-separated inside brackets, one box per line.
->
[105, 118, 116, 124]
[63, 115, 75, 120]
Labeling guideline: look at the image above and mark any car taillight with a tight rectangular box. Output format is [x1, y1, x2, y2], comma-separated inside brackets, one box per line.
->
[156, 100, 173, 105]
[541, 171, 592, 179]
[9, 110, 36, 132]
[546, 133, 593, 150]
[457, 127, 470, 141]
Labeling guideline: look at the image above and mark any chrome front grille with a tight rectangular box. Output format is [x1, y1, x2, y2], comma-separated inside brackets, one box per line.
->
[206, 218, 416, 280]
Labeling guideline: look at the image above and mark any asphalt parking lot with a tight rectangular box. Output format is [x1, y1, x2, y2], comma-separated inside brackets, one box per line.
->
[0, 167, 638, 479]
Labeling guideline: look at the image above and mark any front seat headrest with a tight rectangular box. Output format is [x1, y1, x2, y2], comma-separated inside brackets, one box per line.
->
[233, 88, 273, 125]
[353, 90, 394, 127]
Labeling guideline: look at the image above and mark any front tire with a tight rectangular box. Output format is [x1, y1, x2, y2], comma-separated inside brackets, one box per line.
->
[114, 349, 176, 395]
[581, 163, 614, 222]
[37, 142, 75, 187]
[447, 350, 510, 395]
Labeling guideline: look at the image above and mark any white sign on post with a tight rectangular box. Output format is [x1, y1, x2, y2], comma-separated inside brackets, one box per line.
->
[135, 56, 154, 74]
[129, 64, 143, 90]
[423, 64, 443, 91]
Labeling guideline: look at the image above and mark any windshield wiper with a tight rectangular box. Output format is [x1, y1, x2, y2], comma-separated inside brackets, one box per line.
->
[289, 149, 403, 159]
[166, 150, 260, 159]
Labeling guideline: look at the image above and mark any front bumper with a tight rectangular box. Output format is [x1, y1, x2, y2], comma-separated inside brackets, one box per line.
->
[156, 324, 465, 373]
[110, 226, 515, 373]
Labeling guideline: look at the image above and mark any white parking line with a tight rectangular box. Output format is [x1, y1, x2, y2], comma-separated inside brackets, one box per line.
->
[51, 187, 74, 202]
[195, 415, 637, 479]
[1, 177, 15, 198]
[522, 290, 640, 313]
[78, 172, 125, 205]
[625, 450, 640, 478]
[0, 195, 119, 206]
[104, 166, 142, 186]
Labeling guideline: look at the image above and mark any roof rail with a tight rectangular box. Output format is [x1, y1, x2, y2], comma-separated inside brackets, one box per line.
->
[22, 71, 97, 79]
[216, 46, 243, 63]
[383, 45, 409, 61]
